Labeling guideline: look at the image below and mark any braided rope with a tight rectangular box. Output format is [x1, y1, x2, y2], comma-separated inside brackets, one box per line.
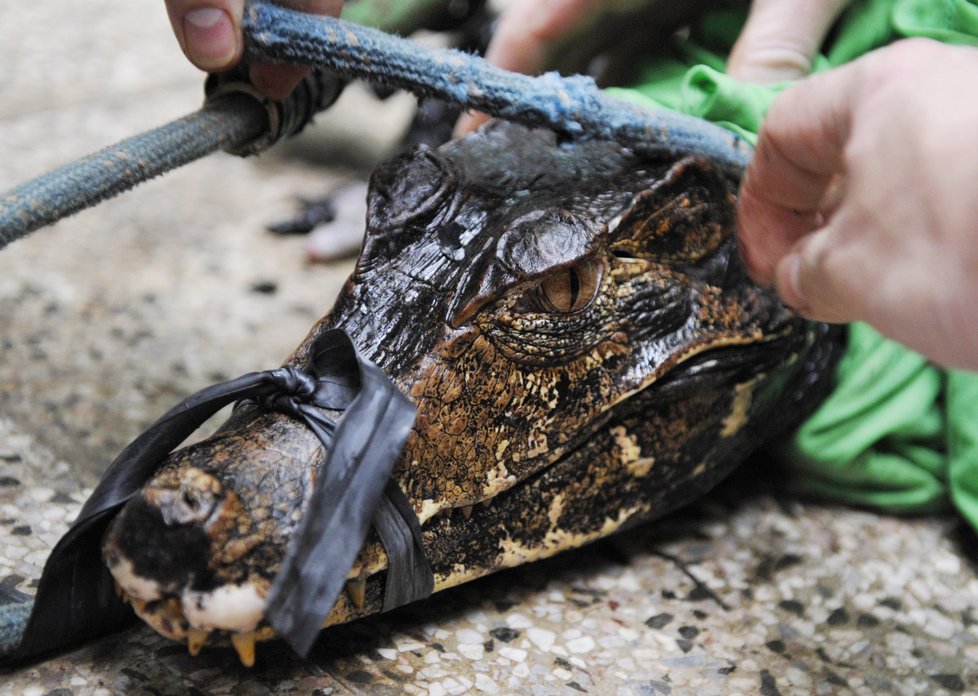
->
[242, 1, 750, 173]
[0, 95, 266, 251]
[0, 1, 750, 252]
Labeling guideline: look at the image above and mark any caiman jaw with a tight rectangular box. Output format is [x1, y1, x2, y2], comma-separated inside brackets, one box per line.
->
[332, 330, 812, 626]
[98, 123, 835, 668]
[111, 586, 271, 666]
[102, 320, 806, 670]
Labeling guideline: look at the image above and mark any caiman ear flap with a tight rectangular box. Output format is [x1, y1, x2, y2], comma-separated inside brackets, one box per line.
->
[608, 156, 736, 264]
[360, 149, 456, 268]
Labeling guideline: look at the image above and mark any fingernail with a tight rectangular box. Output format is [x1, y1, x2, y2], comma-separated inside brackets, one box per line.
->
[183, 7, 237, 70]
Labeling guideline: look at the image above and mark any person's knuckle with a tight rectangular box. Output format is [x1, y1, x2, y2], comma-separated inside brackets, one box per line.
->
[742, 42, 813, 76]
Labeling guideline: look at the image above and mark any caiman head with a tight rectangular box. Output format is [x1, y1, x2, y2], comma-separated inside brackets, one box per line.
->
[101, 121, 838, 663]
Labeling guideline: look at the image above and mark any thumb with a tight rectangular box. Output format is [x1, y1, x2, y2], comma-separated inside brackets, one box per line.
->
[773, 230, 856, 325]
[728, 0, 853, 84]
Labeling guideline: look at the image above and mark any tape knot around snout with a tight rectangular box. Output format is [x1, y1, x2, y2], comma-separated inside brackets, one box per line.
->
[2, 329, 431, 664]
[258, 366, 323, 416]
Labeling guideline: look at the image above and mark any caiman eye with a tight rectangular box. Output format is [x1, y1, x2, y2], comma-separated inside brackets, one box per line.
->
[534, 258, 602, 314]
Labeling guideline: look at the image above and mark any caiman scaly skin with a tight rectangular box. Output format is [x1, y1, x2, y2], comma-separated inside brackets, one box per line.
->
[101, 122, 842, 660]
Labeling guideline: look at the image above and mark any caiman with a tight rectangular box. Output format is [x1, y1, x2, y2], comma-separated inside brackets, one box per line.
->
[92, 121, 841, 665]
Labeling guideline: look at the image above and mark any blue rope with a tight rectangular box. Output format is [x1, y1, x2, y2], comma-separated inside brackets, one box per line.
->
[0, 598, 30, 659]
[0, 1, 749, 251]
[242, 1, 750, 174]
[0, 96, 266, 251]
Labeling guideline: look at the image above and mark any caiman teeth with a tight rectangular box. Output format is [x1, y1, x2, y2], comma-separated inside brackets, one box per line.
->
[460, 504, 474, 520]
[114, 581, 124, 599]
[187, 628, 209, 657]
[346, 569, 367, 609]
[131, 598, 147, 614]
[231, 631, 257, 668]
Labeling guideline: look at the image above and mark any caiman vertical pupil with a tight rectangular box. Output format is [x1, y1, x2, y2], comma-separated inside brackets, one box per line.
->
[535, 258, 602, 314]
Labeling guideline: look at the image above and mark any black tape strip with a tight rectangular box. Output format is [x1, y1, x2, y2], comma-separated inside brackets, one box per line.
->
[1, 328, 432, 666]
[264, 350, 418, 656]
[374, 481, 434, 611]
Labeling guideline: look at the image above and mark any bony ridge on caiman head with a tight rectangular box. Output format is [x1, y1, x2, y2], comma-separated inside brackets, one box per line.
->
[15, 120, 843, 667]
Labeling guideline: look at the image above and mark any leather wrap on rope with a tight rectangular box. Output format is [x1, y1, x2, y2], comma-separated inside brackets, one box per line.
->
[0, 329, 431, 664]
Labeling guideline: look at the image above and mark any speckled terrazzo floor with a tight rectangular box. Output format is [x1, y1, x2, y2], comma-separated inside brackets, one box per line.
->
[2, 4, 978, 695]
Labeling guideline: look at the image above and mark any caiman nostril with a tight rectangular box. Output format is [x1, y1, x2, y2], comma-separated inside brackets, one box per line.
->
[143, 468, 223, 527]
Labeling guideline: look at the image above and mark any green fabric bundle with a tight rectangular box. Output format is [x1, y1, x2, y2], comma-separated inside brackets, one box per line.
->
[608, 0, 978, 528]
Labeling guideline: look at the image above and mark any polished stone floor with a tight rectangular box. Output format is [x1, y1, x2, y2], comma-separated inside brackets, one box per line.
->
[1, 3, 977, 695]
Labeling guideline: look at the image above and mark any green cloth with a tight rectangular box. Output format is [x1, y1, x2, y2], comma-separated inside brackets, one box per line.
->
[608, 0, 978, 528]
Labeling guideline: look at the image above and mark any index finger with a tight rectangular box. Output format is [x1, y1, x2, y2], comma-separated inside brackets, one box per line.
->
[737, 61, 857, 284]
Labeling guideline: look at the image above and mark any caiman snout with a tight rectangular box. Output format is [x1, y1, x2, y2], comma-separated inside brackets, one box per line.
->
[102, 415, 326, 665]
[103, 463, 267, 664]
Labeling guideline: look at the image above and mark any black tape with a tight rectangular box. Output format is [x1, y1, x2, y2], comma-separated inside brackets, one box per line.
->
[375, 481, 434, 611]
[1, 328, 431, 665]
[264, 347, 422, 654]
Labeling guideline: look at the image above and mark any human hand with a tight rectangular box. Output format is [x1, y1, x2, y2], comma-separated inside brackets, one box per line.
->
[455, 0, 716, 135]
[737, 39, 978, 370]
[164, 0, 342, 100]
[454, 0, 853, 134]
[727, 0, 852, 83]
